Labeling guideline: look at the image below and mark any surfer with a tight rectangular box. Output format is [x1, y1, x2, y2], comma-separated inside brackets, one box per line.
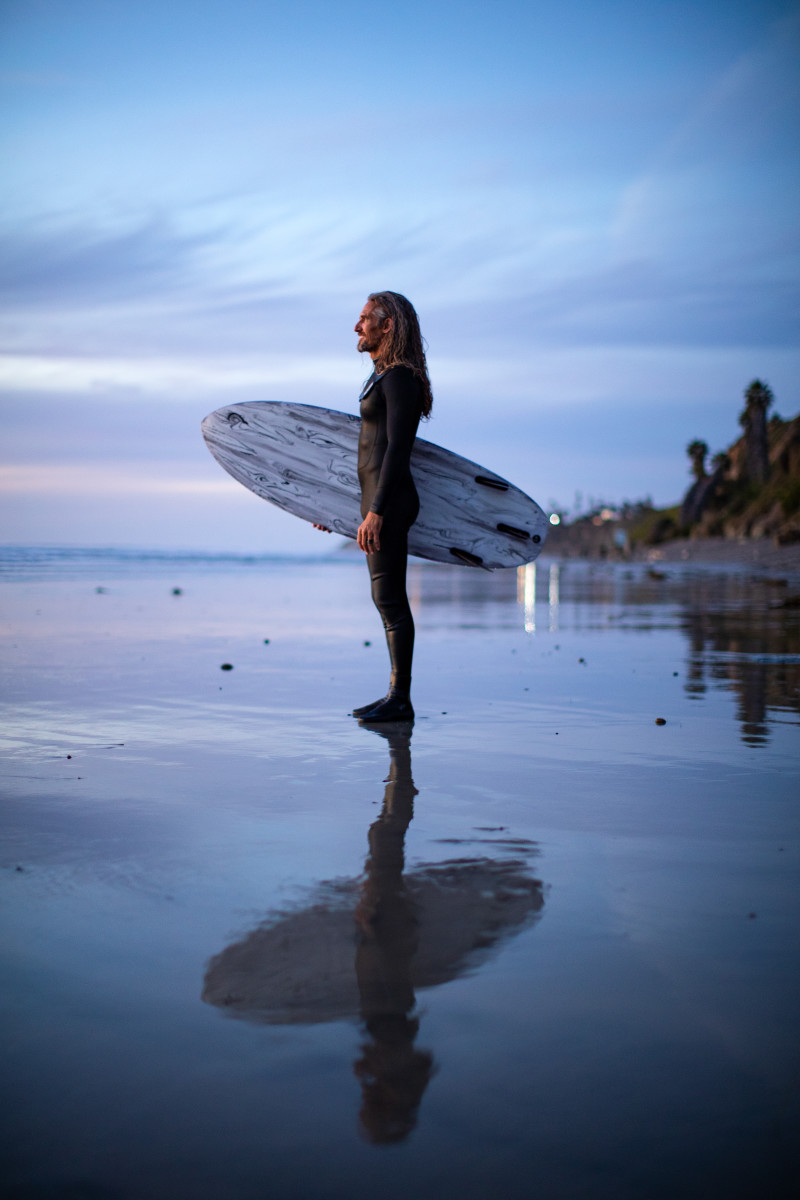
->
[316, 292, 432, 721]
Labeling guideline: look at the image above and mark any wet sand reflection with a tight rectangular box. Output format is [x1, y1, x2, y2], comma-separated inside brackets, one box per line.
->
[411, 562, 800, 746]
[202, 723, 544, 1142]
[679, 580, 800, 746]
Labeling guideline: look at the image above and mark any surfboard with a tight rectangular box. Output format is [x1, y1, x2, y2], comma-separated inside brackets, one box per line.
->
[201, 401, 548, 569]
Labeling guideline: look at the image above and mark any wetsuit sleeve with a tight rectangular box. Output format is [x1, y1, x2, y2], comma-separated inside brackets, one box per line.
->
[369, 368, 422, 515]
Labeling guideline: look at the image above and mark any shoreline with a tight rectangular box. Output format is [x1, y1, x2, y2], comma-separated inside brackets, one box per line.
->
[2, 536, 800, 584]
[542, 535, 800, 575]
[632, 535, 800, 573]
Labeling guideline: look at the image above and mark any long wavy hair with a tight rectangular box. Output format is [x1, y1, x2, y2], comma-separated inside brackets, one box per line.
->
[368, 291, 433, 419]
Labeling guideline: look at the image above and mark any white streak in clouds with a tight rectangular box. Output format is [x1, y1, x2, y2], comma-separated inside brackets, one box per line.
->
[2, 346, 797, 413]
[0, 463, 237, 496]
[0, 353, 358, 394]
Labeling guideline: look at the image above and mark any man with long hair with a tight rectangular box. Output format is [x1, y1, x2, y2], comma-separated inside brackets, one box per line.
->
[318, 292, 432, 721]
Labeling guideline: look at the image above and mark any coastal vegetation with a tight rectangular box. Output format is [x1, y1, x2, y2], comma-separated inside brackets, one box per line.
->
[548, 381, 800, 555]
[675, 379, 799, 544]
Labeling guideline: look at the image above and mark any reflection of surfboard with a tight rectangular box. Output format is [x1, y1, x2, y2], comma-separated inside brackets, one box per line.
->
[202, 858, 544, 1025]
[201, 401, 547, 569]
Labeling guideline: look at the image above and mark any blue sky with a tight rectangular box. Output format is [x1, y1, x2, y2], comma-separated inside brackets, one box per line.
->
[1, 0, 798, 552]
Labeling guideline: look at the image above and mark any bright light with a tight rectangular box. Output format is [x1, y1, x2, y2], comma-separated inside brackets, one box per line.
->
[549, 513, 561, 525]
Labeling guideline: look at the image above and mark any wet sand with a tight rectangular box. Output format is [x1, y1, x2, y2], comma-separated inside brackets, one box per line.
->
[632, 535, 800, 573]
[1, 553, 798, 1199]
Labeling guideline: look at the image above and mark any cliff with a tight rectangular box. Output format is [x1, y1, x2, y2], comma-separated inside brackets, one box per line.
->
[686, 413, 800, 543]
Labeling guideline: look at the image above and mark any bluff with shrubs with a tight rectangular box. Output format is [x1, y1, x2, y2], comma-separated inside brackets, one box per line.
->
[675, 381, 800, 544]
[546, 380, 800, 556]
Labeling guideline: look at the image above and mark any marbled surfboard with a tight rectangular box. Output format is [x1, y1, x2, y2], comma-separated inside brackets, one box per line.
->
[201, 401, 548, 569]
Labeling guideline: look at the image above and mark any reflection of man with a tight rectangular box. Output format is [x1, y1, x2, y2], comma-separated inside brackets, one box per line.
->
[353, 724, 434, 1144]
[201, 725, 544, 1145]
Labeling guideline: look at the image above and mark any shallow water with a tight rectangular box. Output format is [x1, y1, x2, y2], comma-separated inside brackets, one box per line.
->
[1, 555, 798, 1199]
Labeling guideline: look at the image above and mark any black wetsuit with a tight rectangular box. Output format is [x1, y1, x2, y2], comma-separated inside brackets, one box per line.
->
[358, 366, 422, 697]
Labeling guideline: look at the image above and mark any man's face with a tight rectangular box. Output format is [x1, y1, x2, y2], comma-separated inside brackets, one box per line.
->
[355, 302, 390, 356]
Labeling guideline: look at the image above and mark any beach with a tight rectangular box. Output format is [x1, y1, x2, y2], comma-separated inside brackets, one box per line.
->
[1, 548, 799, 1199]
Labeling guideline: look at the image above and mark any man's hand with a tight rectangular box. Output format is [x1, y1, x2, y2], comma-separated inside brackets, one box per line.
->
[357, 511, 383, 554]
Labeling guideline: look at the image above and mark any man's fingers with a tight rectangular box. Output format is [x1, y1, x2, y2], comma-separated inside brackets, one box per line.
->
[357, 517, 381, 553]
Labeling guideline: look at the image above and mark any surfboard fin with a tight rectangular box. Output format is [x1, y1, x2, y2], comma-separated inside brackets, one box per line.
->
[450, 548, 493, 571]
[497, 522, 529, 541]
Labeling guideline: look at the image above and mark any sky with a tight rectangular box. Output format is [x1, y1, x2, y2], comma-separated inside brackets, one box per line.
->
[1, 0, 798, 553]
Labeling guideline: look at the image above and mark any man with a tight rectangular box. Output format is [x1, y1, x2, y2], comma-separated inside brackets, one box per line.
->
[318, 292, 433, 721]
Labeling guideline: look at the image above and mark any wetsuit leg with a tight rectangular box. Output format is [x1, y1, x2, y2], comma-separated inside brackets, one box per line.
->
[366, 515, 415, 697]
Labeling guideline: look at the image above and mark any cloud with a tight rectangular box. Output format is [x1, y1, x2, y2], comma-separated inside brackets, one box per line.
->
[613, 10, 800, 245]
[2, 7, 798, 392]
[0, 214, 217, 305]
[0, 350, 362, 396]
[2, 194, 796, 372]
[0, 462, 235, 496]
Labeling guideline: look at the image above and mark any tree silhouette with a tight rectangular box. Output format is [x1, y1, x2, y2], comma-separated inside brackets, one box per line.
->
[686, 439, 709, 481]
[739, 380, 773, 484]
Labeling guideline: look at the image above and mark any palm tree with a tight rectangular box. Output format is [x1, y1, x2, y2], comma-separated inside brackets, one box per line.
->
[686, 439, 709, 481]
[739, 380, 773, 484]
